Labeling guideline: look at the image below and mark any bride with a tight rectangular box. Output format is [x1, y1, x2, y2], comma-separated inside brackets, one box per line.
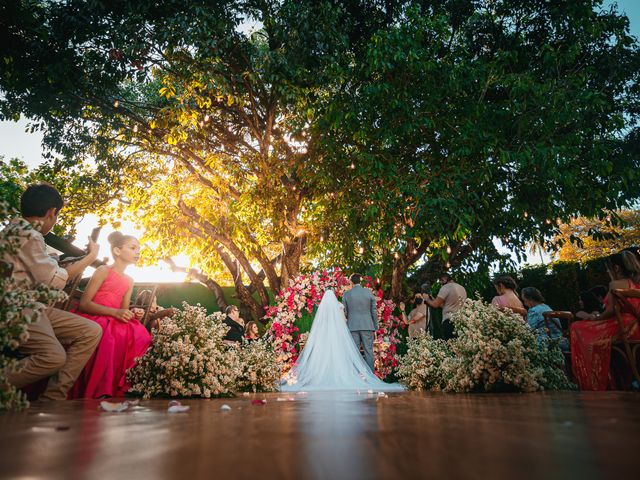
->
[281, 290, 404, 392]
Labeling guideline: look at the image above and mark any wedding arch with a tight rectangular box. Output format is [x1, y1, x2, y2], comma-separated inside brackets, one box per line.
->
[265, 268, 404, 378]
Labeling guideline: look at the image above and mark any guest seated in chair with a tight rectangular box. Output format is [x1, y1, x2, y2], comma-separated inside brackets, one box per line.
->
[575, 290, 603, 320]
[223, 305, 245, 343]
[521, 287, 568, 351]
[244, 321, 260, 342]
[570, 251, 640, 391]
[491, 274, 525, 316]
[134, 289, 173, 331]
[2, 184, 102, 400]
[68, 232, 152, 398]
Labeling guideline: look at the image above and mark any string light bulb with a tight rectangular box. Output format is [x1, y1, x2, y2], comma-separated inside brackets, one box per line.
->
[113, 100, 119, 108]
[523, 211, 529, 218]
[359, 246, 364, 254]
[545, 218, 551, 225]
[204, 114, 210, 122]
[133, 125, 138, 133]
[350, 163, 355, 169]
[446, 246, 452, 254]
[394, 252, 400, 259]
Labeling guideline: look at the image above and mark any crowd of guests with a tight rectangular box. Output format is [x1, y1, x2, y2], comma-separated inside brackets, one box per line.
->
[401, 250, 640, 391]
[2, 183, 261, 402]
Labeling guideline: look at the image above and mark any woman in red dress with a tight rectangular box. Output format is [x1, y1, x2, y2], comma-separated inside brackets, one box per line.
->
[69, 232, 152, 398]
[570, 251, 640, 391]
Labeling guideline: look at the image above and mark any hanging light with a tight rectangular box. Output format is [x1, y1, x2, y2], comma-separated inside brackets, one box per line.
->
[204, 114, 210, 122]
[545, 218, 551, 224]
[446, 261, 451, 268]
[412, 248, 418, 255]
[113, 100, 119, 108]
[133, 124, 138, 133]
[523, 211, 529, 218]
[350, 163, 355, 169]
[446, 246, 452, 254]
[359, 246, 364, 254]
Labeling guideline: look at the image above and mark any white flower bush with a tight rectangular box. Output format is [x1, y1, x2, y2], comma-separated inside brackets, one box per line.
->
[1, 201, 67, 410]
[397, 298, 573, 393]
[396, 333, 451, 391]
[128, 303, 284, 397]
[236, 338, 283, 393]
[128, 304, 242, 398]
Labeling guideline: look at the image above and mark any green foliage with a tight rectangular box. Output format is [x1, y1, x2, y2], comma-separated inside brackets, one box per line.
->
[1, 0, 639, 305]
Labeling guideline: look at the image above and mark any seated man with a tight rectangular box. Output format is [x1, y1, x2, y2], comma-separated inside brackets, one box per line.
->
[222, 305, 245, 343]
[2, 184, 102, 400]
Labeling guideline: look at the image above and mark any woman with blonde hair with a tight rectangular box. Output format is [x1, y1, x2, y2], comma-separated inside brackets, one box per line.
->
[571, 251, 640, 390]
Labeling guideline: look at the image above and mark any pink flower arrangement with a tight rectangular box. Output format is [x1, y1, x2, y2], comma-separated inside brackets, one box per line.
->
[265, 268, 404, 378]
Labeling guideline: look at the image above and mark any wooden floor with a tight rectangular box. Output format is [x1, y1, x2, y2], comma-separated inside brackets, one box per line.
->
[0, 391, 638, 480]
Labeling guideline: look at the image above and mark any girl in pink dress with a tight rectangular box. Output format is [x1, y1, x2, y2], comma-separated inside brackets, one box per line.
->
[69, 232, 152, 398]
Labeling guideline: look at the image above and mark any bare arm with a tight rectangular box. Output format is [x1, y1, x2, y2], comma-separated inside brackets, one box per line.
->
[120, 276, 134, 309]
[63, 238, 99, 279]
[427, 296, 445, 309]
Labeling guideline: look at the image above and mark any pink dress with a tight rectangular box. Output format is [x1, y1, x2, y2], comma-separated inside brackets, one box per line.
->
[69, 268, 152, 398]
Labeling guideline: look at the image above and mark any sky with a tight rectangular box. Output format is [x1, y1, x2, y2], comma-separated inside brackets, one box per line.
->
[1, 0, 638, 281]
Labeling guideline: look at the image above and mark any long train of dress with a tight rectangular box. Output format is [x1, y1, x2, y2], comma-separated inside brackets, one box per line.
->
[281, 290, 404, 392]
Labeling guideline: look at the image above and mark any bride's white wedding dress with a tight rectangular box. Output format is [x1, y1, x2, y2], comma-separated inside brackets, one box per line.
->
[281, 290, 404, 392]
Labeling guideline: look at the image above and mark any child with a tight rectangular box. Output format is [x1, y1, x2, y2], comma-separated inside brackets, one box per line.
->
[2, 183, 102, 400]
[68, 231, 152, 398]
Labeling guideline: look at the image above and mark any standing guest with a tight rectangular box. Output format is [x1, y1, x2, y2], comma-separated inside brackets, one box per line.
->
[425, 273, 467, 340]
[2, 184, 102, 400]
[223, 305, 245, 343]
[571, 251, 640, 391]
[399, 297, 428, 338]
[68, 232, 152, 398]
[245, 321, 260, 342]
[491, 274, 525, 315]
[521, 287, 568, 351]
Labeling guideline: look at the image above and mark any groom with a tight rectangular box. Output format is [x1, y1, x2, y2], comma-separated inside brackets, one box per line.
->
[343, 273, 378, 372]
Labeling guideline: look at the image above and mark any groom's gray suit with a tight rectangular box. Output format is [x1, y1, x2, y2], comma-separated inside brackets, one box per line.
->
[343, 284, 378, 372]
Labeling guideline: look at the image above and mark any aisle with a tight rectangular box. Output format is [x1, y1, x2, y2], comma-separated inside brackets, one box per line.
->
[0, 391, 638, 480]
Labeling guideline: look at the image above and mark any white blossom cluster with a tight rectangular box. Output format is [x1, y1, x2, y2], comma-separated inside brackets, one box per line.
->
[236, 338, 284, 393]
[397, 297, 573, 393]
[128, 305, 242, 398]
[127, 304, 284, 397]
[0, 202, 67, 410]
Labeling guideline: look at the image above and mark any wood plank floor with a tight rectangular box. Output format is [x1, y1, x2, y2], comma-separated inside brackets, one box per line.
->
[0, 391, 638, 480]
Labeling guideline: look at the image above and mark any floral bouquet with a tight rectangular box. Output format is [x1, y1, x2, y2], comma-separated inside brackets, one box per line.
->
[128, 304, 242, 398]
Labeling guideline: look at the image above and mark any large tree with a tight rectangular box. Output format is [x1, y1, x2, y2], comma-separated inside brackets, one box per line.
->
[0, 0, 362, 319]
[1, 0, 639, 310]
[308, 0, 640, 297]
